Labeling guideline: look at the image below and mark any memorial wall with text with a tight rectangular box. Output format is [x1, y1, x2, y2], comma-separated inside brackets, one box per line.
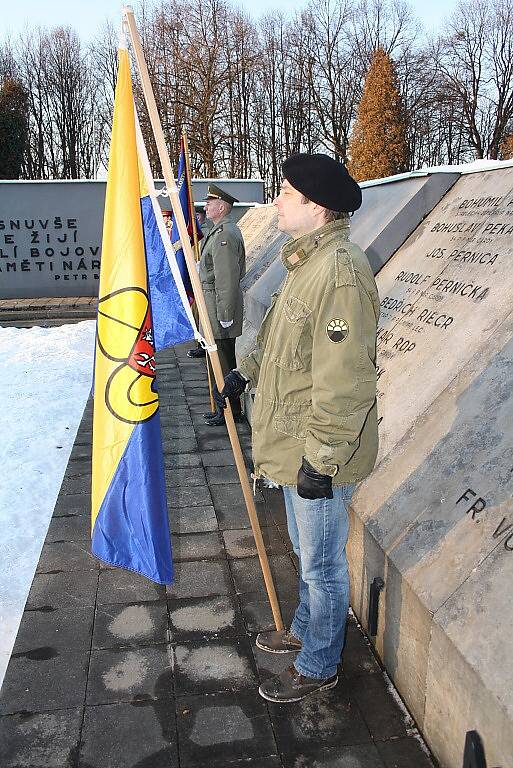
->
[350, 167, 513, 768]
[0, 179, 263, 299]
[236, 163, 513, 768]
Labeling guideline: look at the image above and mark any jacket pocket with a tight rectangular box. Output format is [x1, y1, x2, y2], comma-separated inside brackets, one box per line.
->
[274, 415, 307, 440]
[274, 400, 312, 440]
[272, 295, 311, 371]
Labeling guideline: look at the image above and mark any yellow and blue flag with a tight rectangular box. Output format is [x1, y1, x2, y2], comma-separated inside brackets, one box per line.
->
[91, 41, 196, 584]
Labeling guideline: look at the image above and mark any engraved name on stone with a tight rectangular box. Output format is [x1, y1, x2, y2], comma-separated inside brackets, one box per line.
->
[457, 488, 513, 553]
[373, 169, 513, 457]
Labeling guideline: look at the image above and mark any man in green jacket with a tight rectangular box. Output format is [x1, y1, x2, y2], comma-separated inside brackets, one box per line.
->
[215, 154, 380, 702]
[187, 183, 246, 425]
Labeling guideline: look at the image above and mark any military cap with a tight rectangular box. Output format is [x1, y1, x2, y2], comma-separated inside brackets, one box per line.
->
[206, 183, 238, 206]
[282, 153, 362, 213]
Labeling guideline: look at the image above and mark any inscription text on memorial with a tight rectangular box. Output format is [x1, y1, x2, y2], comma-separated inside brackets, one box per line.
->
[374, 172, 513, 458]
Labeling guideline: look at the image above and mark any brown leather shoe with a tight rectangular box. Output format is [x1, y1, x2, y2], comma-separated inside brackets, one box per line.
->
[258, 665, 338, 703]
[255, 629, 302, 654]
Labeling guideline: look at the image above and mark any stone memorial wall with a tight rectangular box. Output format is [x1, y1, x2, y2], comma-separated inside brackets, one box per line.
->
[0, 179, 262, 300]
[372, 168, 513, 459]
[348, 166, 513, 767]
[236, 163, 513, 767]
[0, 182, 104, 299]
[237, 205, 289, 360]
[238, 205, 288, 282]
[236, 172, 458, 363]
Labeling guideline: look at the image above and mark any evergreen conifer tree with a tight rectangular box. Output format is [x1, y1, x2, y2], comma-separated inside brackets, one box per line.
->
[0, 78, 28, 179]
[348, 48, 408, 182]
[500, 133, 513, 160]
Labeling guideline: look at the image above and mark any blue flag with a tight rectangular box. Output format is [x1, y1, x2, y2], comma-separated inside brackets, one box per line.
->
[145, 137, 203, 351]
[170, 140, 195, 303]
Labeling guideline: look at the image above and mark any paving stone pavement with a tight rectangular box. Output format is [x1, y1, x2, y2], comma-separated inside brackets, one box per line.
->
[0, 343, 437, 768]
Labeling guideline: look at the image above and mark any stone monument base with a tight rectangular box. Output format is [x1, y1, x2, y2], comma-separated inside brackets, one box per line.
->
[236, 162, 513, 768]
[0, 297, 97, 327]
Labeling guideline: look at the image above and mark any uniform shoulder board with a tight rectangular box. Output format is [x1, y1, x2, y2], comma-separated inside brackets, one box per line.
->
[334, 248, 357, 288]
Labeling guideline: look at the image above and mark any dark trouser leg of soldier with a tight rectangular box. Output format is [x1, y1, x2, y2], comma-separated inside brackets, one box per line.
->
[204, 338, 241, 424]
[186, 341, 206, 358]
[217, 338, 240, 414]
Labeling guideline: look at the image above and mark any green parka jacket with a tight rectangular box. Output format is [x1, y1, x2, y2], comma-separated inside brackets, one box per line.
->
[199, 213, 246, 339]
[238, 218, 380, 486]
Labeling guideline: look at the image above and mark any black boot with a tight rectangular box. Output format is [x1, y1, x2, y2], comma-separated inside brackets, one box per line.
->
[203, 408, 225, 426]
[204, 384, 223, 424]
[186, 346, 206, 359]
[203, 403, 244, 426]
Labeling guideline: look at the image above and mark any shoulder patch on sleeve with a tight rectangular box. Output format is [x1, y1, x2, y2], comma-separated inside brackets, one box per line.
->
[335, 249, 357, 288]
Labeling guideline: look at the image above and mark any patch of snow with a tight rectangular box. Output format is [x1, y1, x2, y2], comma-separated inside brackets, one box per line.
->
[170, 599, 234, 633]
[108, 605, 155, 640]
[174, 644, 251, 681]
[0, 320, 95, 689]
[102, 650, 149, 691]
[382, 670, 415, 725]
[421, 158, 513, 175]
[361, 157, 513, 187]
[383, 671, 433, 758]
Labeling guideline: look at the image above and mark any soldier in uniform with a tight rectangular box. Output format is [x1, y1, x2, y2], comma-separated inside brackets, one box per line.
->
[187, 183, 246, 426]
[196, 206, 212, 237]
[162, 209, 173, 233]
[214, 154, 380, 702]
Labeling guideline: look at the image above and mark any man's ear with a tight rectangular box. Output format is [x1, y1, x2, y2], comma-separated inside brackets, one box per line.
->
[312, 202, 327, 221]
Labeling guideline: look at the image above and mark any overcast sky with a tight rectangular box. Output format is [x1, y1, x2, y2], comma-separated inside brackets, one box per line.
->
[2, 0, 457, 43]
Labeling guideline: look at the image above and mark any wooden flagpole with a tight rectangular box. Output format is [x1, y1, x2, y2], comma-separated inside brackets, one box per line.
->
[123, 7, 284, 631]
[181, 131, 200, 262]
[182, 130, 215, 415]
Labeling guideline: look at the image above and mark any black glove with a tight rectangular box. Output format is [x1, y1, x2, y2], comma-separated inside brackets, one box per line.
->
[214, 370, 248, 410]
[297, 457, 333, 500]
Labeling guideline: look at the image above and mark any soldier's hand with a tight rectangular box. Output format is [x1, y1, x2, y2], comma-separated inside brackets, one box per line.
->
[297, 457, 334, 500]
[214, 370, 248, 410]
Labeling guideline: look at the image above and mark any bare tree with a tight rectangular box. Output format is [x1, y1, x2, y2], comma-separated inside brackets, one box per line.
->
[89, 21, 118, 175]
[7, 0, 513, 189]
[15, 27, 100, 179]
[303, 0, 358, 160]
[438, 0, 513, 159]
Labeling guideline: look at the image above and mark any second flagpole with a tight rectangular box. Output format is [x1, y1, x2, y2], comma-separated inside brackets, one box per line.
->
[182, 130, 216, 415]
[123, 6, 284, 632]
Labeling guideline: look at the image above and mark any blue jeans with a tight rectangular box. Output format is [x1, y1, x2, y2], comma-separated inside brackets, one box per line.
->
[282, 484, 354, 679]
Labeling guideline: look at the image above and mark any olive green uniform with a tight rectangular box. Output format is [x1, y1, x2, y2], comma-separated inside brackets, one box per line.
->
[238, 219, 379, 486]
[199, 212, 246, 342]
[199, 218, 212, 237]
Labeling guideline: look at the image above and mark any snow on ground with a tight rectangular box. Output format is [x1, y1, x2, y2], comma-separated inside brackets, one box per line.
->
[0, 320, 96, 688]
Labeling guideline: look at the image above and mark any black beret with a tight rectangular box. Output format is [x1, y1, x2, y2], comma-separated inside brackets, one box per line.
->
[282, 153, 362, 213]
